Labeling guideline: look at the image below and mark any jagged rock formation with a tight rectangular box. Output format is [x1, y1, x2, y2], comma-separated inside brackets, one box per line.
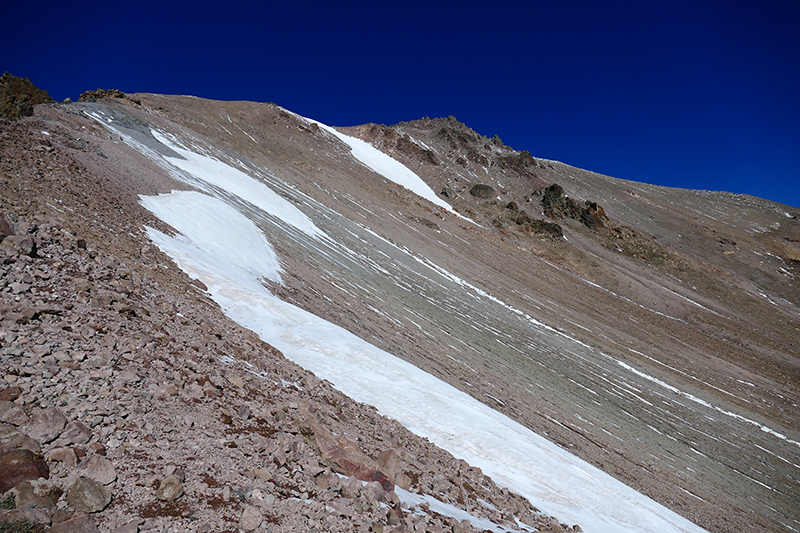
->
[0, 73, 53, 121]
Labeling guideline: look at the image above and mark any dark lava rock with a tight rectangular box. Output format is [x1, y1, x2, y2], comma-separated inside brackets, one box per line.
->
[540, 183, 607, 230]
[469, 184, 496, 199]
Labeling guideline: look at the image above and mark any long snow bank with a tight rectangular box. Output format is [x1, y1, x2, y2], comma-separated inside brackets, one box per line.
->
[307, 118, 461, 217]
[135, 133, 707, 532]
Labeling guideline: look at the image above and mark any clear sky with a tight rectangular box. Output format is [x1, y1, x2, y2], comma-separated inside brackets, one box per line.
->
[4, 0, 799, 208]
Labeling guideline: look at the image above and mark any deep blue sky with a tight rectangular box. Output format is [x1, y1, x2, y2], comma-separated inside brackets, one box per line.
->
[5, 1, 799, 208]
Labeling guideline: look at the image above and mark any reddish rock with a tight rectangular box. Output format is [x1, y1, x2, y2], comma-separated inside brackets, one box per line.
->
[0, 386, 22, 401]
[80, 455, 116, 485]
[54, 421, 93, 446]
[0, 449, 49, 492]
[0, 423, 41, 455]
[25, 407, 67, 444]
[49, 447, 79, 467]
[47, 513, 100, 533]
[299, 412, 394, 491]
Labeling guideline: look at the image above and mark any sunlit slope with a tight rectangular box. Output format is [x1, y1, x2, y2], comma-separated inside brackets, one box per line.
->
[85, 95, 799, 533]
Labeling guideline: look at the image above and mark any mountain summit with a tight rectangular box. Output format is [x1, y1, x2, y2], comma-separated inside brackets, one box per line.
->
[1, 88, 798, 533]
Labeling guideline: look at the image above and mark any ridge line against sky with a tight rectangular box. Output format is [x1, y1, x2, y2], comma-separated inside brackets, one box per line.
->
[4, 0, 799, 208]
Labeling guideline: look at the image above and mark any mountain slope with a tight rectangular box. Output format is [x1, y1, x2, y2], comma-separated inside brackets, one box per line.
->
[2, 91, 798, 532]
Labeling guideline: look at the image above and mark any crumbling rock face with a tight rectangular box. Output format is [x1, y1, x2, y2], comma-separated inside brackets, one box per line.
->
[540, 183, 608, 230]
[0, 73, 54, 121]
[78, 89, 140, 106]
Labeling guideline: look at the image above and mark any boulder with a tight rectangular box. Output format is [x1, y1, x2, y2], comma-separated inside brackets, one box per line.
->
[0, 235, 36, 257]
[155, 475, 184, 501]
[66, 477, 112, 513]
[469, 184, 496, 199]
[0, 449, 49, 492]
[0, 508, 51, 526]
[239, 505, 263, 531]
[25, 407, 67, 444]
[54, 421, 93, 446]
[80, 455, 116, 485]
[13, 479, 62, 510]
[299, 411, 393, 491]
[48, 513, 100, 533]
[0, 423, 41, 455]
[0, 401, 29, 426]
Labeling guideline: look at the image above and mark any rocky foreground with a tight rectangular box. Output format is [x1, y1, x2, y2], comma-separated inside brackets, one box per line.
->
[0, 101, 580, 530]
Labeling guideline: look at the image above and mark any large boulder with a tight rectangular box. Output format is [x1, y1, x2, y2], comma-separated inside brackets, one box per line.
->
[469, 184, 496, 199]
[66, 477, 112, 513]
[298, 410, 394, 491]
[0, 449, 49, 493]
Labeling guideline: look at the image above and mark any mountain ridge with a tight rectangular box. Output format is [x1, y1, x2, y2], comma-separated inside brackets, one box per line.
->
[1, 86, 798, 532]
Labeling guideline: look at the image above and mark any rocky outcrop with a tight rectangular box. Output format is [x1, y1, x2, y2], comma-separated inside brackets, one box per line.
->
[539, 183, 608, 230]
[0, 73, 54, 121]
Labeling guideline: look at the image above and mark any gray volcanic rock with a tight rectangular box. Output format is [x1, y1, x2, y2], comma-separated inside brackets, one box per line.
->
[67, 477, 112, 513]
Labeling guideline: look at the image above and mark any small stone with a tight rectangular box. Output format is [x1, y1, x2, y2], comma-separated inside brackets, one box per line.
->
[49, 447, 79, 467]
[67, 477, 112, 513]
[87, 442, 106, 456]
[184, 383, 204, 400]
[255, 467, 272, 482]
[239, 505, 263, 531]
[156, 475, 183, 501]
[111, 518, 144, 533]
[0, 386, 22, 401]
